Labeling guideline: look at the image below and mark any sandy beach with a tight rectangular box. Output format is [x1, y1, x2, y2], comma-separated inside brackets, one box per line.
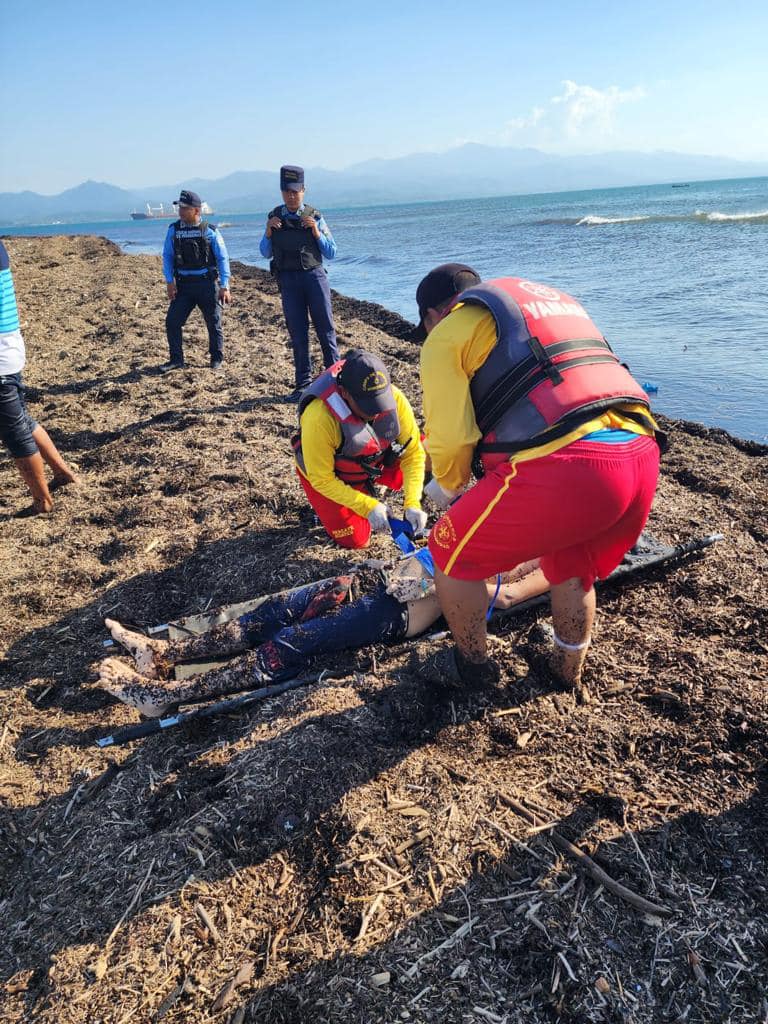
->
[1, 235, 766, 1023]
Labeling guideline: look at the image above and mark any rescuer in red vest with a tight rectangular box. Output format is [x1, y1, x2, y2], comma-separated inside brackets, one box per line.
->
[293, 349, 427, 549]
[413, 263, 661, 691]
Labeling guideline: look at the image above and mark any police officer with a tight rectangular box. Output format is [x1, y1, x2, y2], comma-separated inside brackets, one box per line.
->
[162, 189, 231, 371]
[259, 166, 339, 401]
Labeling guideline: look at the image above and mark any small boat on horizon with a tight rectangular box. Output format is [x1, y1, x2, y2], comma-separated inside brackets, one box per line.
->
[671, 183, 690, 188]
[130, 201, 214, 220]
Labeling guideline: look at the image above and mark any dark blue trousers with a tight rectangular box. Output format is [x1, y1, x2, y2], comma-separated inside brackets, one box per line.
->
[277, 267, 339, 388]
[0, 372, 38, 458]
[165, 275, 223, 364]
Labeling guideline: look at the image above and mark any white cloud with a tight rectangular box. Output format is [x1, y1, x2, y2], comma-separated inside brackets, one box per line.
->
[503, 80, 646, 147]
[505, 106, 546, 132]
[551, 80, 646, 137]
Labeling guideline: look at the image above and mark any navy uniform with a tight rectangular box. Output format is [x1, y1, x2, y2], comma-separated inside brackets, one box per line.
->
[259, 165, 339, 400]
[162, 189, 231, 370]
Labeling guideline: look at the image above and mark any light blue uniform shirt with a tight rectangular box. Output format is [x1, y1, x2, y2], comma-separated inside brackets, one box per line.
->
[162, 221, 230, 286]
[259, 204, 337, 261]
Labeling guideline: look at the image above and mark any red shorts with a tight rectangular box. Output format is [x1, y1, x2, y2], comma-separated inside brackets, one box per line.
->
[297, 465, 404, 550]
[428, 436, 660, 591]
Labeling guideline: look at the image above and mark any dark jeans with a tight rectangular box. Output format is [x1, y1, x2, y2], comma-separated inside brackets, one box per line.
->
[278, 267, 339, 388]
[0, 372, 38, 457]
[165, 275, 223, 363]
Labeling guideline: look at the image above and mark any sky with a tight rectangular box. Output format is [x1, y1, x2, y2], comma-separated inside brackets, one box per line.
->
[2, 0, 768, 194]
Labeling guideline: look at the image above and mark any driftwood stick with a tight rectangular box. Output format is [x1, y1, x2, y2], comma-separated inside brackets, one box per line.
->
[195, 903, 222, 945]
[497, 793, 673, 918]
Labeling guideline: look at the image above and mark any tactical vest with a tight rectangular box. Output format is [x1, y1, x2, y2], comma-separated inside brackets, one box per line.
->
[456, 278, 652, 472]
[172, 220, 217, 274]
[269, 204, 323, 272]
[293, 362, 402, 491]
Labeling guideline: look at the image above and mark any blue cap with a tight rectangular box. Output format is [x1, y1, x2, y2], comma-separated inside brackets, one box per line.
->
[280, 165, 305, 191]
[175, 189, 203, 208]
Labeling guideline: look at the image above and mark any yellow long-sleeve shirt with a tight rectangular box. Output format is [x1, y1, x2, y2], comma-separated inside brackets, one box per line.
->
[297, 384, 426, 518]
[420, 304, 655, 491]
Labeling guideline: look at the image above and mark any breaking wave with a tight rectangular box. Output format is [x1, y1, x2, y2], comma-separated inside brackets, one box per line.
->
[534, 209, 768, 227]
[577, 214, 652, 226]
[698, 209, 768, 222]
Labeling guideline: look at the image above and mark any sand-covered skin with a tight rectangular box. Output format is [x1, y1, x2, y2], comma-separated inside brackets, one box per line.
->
[0, 235, 766, 1023]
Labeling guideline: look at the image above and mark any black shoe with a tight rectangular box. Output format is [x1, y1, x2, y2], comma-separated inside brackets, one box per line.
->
[160, 360, 184, 373]
[210, 359, 223, 371]
[286, 386, 306, 404]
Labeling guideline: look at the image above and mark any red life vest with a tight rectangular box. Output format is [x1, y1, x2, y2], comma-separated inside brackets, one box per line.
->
[293, 361, 402, 490]
[456, 278, 652, 472]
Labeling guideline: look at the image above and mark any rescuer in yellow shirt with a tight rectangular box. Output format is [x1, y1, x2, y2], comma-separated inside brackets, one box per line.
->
[293, 349, 427, 549]
[413, 263, 660, 691]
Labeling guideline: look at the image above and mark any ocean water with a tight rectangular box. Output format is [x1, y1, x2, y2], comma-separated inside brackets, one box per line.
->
[4, 176, 768, 442]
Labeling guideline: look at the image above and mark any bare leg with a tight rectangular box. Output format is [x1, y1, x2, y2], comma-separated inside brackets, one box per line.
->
[549, 577, 596, 687]
[433, 567, 490, 663]
[104, 619, 170, 678]
[31, 425, 79, 486]
[14, 454, 53, 513]
[99, 647, 272, 717]
[405, 593, 442, 637]
[98, 659, 177, 717]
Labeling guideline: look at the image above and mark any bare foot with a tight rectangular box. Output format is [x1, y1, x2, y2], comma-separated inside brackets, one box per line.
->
[50, 470, 80, 491]
[98, 658, 176, 718]
[104, 618, 169, 678]
[31, 497, 54, 514]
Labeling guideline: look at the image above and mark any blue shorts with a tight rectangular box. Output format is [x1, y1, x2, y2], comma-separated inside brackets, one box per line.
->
[0, 372, 39, 458]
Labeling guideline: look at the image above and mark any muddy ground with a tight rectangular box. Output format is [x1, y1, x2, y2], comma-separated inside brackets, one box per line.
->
[0, 235, 766, 1024]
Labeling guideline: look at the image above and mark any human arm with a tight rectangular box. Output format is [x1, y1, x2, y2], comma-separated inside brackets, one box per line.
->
[298, 401, 382, 518]
[211, 228, 231, 289]
[486, 561, 549, 609]
[312, 215, 337, 260]
[260, 211, 281, 259]
[162, 226, 175, 287]
[391, 386, 426, 514]
[419, 305, 497, 492]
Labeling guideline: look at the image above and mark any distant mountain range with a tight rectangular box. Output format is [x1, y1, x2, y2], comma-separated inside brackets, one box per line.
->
[2, 144, 767, 224]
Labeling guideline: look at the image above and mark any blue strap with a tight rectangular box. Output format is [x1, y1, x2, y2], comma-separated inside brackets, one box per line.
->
[486, 574, 502, 621]
[388, 516, 435, 578]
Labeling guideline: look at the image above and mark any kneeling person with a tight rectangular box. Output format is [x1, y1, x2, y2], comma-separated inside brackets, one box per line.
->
[293, 349, 426, 549]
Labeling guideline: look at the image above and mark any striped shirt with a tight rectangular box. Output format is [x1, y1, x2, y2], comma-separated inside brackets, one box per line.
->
[0, 241, 25, 375]
[0, 242, 21, 334]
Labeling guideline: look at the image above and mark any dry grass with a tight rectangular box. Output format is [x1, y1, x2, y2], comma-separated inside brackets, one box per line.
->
[0, 236, 766, 1023]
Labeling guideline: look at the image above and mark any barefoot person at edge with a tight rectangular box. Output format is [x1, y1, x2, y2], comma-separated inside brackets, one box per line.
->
[412, 264, 662, 691]
[98, 559, 550, 717]
[0, 240, 79, 514]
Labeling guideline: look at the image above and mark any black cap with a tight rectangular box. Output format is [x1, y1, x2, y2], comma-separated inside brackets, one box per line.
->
[280, 165, 305, 191]
[413, 262, 481, 341]
[337, 350, 395, 418]
[174, 189, 203, 208]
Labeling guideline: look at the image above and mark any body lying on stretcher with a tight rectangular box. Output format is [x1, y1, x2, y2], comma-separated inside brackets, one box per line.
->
[96, 531, 721, 720]
[97, 557, 549, 718]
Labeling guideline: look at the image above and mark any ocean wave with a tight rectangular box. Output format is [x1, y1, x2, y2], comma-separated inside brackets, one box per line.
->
[576, 214, 652, 226]
[335, 253, 392, 266]
[695, 208, 768, 222]
[533, 209, 768, 227]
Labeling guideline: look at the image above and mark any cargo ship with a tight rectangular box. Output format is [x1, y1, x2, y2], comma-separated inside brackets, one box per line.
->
[130, 201, 214, 220]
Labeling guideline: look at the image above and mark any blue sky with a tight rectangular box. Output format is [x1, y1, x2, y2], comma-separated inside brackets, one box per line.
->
[2, 0, 767, 193]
